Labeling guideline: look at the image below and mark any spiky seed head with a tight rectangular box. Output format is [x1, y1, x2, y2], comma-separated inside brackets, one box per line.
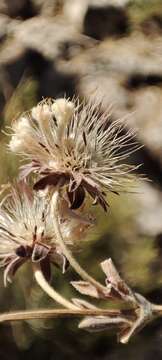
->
[9, 97, 140, 211]
[0, 183, 91, 286]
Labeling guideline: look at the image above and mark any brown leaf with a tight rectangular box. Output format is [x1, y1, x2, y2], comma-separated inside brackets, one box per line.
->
[101, 258, 134, 301]
[79, 315, 132, 332]
[71, 281, 100, 298]
[101, 258, 121, 285]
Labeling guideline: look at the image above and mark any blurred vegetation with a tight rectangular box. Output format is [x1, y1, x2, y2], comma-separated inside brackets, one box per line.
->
[0, 0, 162, 359]
[128, 0, 162, 25]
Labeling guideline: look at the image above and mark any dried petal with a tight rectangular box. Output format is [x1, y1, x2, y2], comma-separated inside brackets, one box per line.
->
[71, 281, 100, 298]
[4, 256, 26, 286]
[83, 177, 108, 211]
[67, 186, 85, 210]
[33, 172, 69, 191]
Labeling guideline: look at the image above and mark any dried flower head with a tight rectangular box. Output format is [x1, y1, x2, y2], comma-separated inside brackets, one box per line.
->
[9, 98, 140, 211]
[0, 182, 90, 286]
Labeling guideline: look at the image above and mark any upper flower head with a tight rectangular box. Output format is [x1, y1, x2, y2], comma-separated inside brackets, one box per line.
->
[0, 182, 90, 286]
[9, 98, 140, 211]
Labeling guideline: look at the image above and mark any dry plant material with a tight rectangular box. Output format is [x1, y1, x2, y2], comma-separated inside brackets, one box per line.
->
[0, 97, 160, 344]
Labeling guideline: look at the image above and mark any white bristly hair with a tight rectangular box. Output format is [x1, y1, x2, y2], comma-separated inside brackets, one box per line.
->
[8, 98, 141, 211]
[0, 183, 91, 286]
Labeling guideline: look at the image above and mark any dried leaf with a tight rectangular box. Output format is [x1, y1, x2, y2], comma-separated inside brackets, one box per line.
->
[101, 258, 122, 284]
[101, 258, 135, 302]
[79, 315, 132, 332]
[71, 281, 100, 298]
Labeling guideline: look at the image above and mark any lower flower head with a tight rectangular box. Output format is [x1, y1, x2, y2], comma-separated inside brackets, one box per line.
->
[0, 182, 91, 286]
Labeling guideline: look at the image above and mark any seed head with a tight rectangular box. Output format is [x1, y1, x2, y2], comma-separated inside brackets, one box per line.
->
[0, 182, 90, 286]
[9, 98, 140, 211]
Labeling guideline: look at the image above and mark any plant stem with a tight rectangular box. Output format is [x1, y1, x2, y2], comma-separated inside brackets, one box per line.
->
[33, 263, 78, 310]
[51, 190, 106, 293]
[151, 303, 162, 317]
[0, 308, 123, 323]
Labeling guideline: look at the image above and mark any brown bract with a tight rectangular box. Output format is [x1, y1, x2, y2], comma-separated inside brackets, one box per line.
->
[33, 170, 108, 211]
[3, 237, 68, 285]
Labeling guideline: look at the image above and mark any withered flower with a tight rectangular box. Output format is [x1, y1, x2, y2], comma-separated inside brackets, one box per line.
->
[9, 98, 139, 211]
[0, 183, 88, 286]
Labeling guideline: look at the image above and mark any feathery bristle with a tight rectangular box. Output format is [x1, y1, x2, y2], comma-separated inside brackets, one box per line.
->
[9, 98, 141, 211]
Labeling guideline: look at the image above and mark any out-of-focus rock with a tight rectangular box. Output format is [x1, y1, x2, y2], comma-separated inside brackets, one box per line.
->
[135, 183, 162, 237]
[63, 0, 88, 30]
[63, 0, 129, 31]
[12, 16, 96, 60]
[83, 5, 130, 39]
[129, 87, 162, 163]
[31, 0, 63, 16]
[0, 0, 36, 19]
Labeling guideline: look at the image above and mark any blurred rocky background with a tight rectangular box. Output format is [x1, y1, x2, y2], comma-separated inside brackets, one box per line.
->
[1, 0, 162, 359]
